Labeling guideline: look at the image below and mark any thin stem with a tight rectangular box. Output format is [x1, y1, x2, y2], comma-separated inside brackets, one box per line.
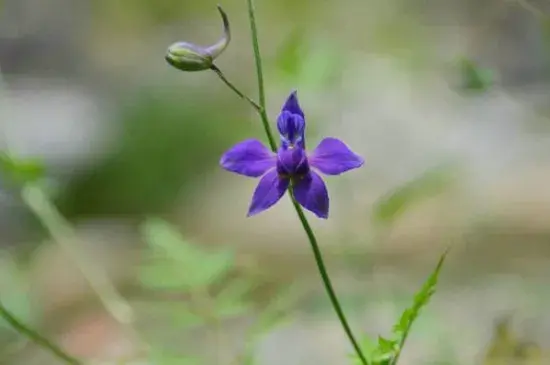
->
[289, 193, 369, 365]
[20, 184, 135, 326]
[0, 301, 82, 365]
[245, 1, 368, 363]
[246, 0, 277, 152]
[210, 65, 263, 112]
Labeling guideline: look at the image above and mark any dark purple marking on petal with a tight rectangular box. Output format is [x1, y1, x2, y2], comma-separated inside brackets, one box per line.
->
[292, 171, 329, 219]
[277, 147, 309, 176]
[220, 139, 276, 177]
[277, 111, 305, 148]
[309, 138, 364, 175]
[247, 169, 289, 216]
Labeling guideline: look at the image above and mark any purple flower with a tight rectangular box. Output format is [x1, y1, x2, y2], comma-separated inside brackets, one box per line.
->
[220, 91, 364, 218]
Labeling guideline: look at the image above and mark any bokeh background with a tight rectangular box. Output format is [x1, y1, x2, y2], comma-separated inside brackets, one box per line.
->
[1, 0, 550, 364]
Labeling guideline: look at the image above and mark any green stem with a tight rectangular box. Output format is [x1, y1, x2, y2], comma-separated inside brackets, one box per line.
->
[244, 1, 368, 364]
[289, 192, 368, 365]
[246, 0, 277, 152]
[210, 65, 263, 112]
[20, 184, 135, 326]
[0, 301, 82, 365]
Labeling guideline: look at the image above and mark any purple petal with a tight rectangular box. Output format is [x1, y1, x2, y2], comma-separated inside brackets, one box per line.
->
[292, 171, 329, 219]
[220, 139, 276, 177]
[277, 146, 309, 176]
[277, 111, 305, 148]
[309, 138, 364, 175]
[280, 90, 304, 118]
[247, 169, 289, 216]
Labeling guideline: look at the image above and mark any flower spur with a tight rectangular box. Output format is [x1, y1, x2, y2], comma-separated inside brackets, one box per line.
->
[220, 91, 364, 218]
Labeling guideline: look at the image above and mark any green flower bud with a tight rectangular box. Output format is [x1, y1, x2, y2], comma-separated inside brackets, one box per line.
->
[165, 5, 231, 72]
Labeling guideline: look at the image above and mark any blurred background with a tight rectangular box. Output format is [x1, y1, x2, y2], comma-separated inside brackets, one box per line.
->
[1, 0, 550, 364]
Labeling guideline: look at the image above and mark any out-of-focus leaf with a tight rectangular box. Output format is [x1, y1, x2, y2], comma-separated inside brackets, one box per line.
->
[0, 251, 32, 332]
[241, 283, 302, 365]
[140, 218, 234, 291]
[372, 165, 455, 225]
[0, 153, 45, 185]
[275, 27, 305, 77]
[148, 348, 201, 365]
[213, 278, 254, 319]
[457, 58, 494, 93]
[272, 34, 343, 90]
[136, 301, 205, 328]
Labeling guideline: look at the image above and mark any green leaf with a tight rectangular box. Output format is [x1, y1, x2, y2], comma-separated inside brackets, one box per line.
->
[0, 251, 32, 332]
[373, 165, 455, 225]
[148, 348, 201, 365]
[140, 218, 234, 291]
[136, 301, 205, 328]
[0, 153, 45, 184]
[457, 58, 494, 92]
[213, 278, 254, 319]
[275, 27, 305, 77]
[387, 249, 450, 365]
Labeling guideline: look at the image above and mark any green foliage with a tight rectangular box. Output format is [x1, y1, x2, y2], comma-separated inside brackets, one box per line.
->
[372, 165, 455, 226]
[0, 251, 32, 333]
[457, 58, 494, 93]
[272, 30, 344, 90]
[141, 218, 235, 291]
[148, 349, 202, 365]
[56, 88, 251, 217]
[138, 218, 298, 364]
[351, 249, 449, 365]
[0, 153, 45, 185]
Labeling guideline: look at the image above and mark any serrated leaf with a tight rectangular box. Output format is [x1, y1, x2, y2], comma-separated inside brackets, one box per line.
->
[140, 218, 234, 290]
[387, 249, 449, 365]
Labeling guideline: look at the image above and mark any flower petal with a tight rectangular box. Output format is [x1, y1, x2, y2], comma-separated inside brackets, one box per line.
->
[280, 90, 304, 118]
[277, 146, 308, 176]
[292, 171, 329, 219]
[220, 139, 276, 177]
[309, 138, 364, 175]
[247, 169, 289, 216]
[277, 111, 305, 148]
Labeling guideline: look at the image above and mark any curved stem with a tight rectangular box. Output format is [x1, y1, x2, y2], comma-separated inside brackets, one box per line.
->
[0, 301, 82, 365]
[246, 0, 277, 152]
[210, 65, 262, 112]
[245, 1, 368, 364]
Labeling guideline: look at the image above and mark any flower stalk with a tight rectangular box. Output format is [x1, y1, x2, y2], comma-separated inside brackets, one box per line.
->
[0, 301, 82, 365]
[243, 0, 369, 364]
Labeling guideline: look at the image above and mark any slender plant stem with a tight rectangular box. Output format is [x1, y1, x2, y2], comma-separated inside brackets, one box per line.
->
[0, 301, 82, 365]
[210, 65, 262, 112]
[289, 192, 368, 365]
[20, 184, 135, 326]
[246, 0, 277, 152]
[244, 1, 368, 364]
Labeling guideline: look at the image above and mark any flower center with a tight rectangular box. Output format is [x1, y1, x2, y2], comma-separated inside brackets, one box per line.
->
[276, 147, 309, 179]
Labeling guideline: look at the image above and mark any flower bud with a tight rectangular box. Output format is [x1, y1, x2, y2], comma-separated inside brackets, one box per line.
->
[165, 5, 231, 72]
